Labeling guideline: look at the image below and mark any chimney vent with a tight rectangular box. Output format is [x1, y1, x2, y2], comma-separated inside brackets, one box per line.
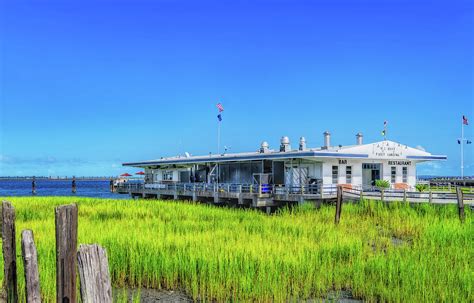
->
[280, 136, 291, 152]
[299, 137, 306, 151]
[356, 132, 363, 145]
[323, 131, 331, 149]
[260, 141, 270, 153]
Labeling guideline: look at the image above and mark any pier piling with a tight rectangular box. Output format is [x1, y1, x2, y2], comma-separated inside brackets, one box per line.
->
[456, 187, 465, 223]
[55, 204, 78, 303]
[2, 201, 18, 303]
[32, 177, 36, 195]
[72, 177, 77, 194]
[77, 244, 112, 303]
[21, 230, 41, 303]
[335, 186, 343, 225]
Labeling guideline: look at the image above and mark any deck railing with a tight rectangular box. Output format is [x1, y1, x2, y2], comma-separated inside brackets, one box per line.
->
[342, 186, 474, 204]
[116, 182, 326, 195]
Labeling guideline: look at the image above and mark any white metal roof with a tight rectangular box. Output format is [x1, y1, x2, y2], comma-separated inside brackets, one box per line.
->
[123, 140, 446, 167]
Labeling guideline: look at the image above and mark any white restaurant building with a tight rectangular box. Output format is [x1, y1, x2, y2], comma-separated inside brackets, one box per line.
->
[123, 132, 446, 192]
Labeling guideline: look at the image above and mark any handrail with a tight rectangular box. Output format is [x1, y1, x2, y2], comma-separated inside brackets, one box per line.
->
[341, 187, 473, 203]
[117, 182, 325, 195]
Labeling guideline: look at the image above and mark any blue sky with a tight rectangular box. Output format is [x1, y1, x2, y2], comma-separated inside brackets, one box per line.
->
[0, 0, 472, 177]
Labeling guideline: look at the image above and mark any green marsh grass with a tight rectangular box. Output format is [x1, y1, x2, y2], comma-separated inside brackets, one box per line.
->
[0, 197, 472, 302]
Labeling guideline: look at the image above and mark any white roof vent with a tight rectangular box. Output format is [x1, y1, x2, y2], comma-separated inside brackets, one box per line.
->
[260, 141, 270, 153]
[323, 131, 331, 149]
[356, 132, 363, 145]
[299, 137, 306, 151]
[280, 136, 291, 152]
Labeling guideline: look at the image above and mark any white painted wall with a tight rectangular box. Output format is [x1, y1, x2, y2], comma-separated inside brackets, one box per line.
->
[322, 159, 363, 185]
[322, 159, 417, 187]
[145, 158, 418, 187]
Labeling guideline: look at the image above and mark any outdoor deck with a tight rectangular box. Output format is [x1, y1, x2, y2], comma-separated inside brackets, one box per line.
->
[115, 182, 336, 208]
[116, 182, 474, 208]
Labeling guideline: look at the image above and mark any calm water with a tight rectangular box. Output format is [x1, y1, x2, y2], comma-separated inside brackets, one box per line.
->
[0, 180, 130, 199]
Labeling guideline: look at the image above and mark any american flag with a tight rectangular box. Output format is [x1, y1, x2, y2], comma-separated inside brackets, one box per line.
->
[463, 115, 469, 125]
[384, 120, 388, 127]
[217, 103, 224, 112]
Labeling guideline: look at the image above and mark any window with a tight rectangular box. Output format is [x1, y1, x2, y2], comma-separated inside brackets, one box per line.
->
[346, 166, 352, 184]
[391, 166, 396, 183]
[163, 171, 173, 181]
[332, 165, 339, 184]
[363, 163, 379, 170]
[402, 167, 408, 183]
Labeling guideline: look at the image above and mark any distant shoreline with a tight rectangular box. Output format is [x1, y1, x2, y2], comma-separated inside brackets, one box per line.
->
[0, 177, 115, 181]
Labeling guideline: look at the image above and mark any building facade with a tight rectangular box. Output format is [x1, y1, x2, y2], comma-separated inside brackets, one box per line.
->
[123, 132, 446, 192]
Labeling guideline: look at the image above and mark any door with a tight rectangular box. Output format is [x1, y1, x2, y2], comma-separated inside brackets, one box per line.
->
[362, 163, 381, 187]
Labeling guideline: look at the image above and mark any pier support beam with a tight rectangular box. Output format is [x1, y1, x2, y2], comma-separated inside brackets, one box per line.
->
[237, 194, 243, 205]
[298, 195, 305, 204]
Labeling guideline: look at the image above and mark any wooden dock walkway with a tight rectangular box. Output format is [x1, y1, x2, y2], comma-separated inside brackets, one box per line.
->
[116, 182, 335, 208]
[116, 182, 474, 208]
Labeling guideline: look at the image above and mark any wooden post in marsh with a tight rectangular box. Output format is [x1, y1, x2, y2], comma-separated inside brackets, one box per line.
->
[429, 191, 433, 203]
[55, 204, 78, 303]
[21, 230, 41, 303]
[456, 187, 465, 223]
[2, 201, 18, 303]
[335, 186, 343, 225]
[380, 188, 384, 202]
[403, 189, 407, 203]
[72, 176, 77, 194]
[32, 177, 37, 195]
[77, 244, 113, 303]
[109, 178, 114, 192]
[359, 188, 363, 202]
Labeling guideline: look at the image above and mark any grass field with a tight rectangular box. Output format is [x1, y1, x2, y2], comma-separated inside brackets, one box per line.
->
[0, 197, 472, 302]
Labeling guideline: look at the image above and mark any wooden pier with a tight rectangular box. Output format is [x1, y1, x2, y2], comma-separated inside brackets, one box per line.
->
[115, 183, 335, 208]
[116, 182, 474, 208]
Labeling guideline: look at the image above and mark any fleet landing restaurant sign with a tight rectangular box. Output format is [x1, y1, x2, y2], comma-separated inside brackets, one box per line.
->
[371, 141, 408, 158]
[388, 160, 412, 166]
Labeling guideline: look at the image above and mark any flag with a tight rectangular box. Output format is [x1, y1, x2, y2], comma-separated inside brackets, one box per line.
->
[468, 140, 472, 144]
[382, 120, 387, 137]
[463, 115, 469, 125]
[217, 114, 222, 122]
[458, 139, 461, 144]
[217, 103, 224, 112]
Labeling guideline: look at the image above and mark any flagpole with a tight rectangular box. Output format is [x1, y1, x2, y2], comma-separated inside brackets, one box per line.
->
[216, 102, 224, 187]
[218, 119, 220, 155]
[217, 117, 220, 186]
[461, 119, 464, 179]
